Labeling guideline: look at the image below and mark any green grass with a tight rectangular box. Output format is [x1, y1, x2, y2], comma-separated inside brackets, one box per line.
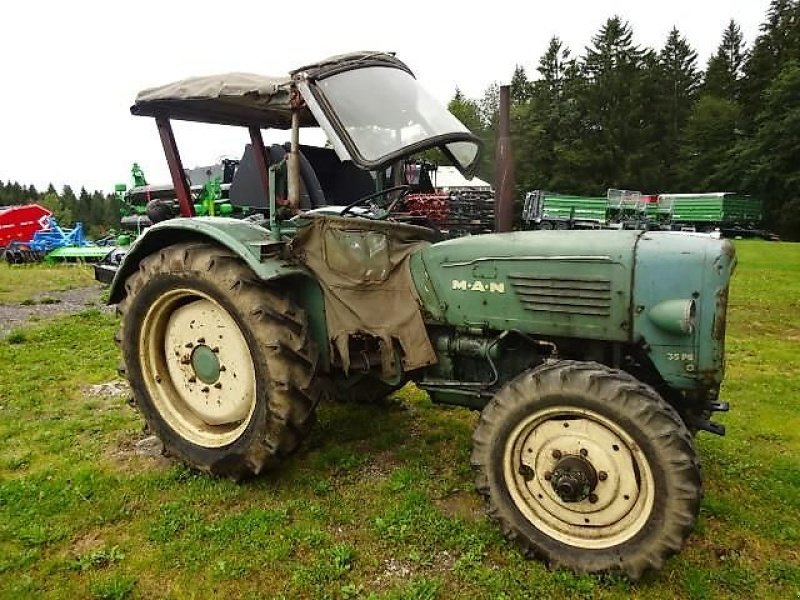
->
[0, 262, 94, 304]
[0, 241, 798, 599]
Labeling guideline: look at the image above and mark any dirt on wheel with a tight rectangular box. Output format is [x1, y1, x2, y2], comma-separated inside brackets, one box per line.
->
[0, 284, 110, 337]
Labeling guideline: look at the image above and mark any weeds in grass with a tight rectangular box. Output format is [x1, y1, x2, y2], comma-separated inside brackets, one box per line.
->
[88, 574, 136, 600]
[6, 328, 26, 343]
[73, 546, 125, 572]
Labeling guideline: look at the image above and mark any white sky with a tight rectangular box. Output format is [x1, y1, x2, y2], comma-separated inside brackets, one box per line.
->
[0, 0, 770, 195]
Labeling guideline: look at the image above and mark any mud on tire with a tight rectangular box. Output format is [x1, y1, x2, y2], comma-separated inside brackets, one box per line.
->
[116, 242, 320, 478]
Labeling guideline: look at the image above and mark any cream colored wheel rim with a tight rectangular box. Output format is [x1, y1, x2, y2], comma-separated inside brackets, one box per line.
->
[139, 288, 257, 448]
[503, 406, 655, 549]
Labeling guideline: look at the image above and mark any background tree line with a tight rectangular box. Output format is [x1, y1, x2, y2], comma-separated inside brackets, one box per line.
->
[0, 181, 121, 238]
[451, 0, 800, 239]
[2, 1, 799, 240]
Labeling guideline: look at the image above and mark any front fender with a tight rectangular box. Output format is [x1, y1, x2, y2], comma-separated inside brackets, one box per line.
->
[108, 217, 305, 303]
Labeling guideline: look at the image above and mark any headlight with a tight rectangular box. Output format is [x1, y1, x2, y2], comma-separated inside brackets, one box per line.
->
[647, 299, 696, 336]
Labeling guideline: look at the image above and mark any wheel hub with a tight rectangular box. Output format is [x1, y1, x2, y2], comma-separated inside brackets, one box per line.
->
[503, 407, 656, 549]
[191, 344, 221, 384]
[550, 455, 597, 502]
[140, 291, 258, 447]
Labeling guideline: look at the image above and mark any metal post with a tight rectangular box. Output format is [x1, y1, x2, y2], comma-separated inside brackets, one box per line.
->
[248, 127, 271, 207]
[287, 110, 301, 211]
[494, 85, 515, 233]
[155, 117, 195, 218]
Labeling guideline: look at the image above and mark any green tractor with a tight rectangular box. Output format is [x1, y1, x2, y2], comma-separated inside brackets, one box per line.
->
[110, 52, 735, 579]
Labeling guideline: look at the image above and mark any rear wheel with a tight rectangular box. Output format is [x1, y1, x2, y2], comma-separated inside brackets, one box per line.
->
[471, 360, 701, 579]
[116, 242, 320, 477]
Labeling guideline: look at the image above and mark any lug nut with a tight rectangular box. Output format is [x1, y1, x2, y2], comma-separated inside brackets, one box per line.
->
[588, 493, 598, 504]
[185, 342, 194, 349]
[201, 386, 210, 393]
[219, 365, 226, 372]
[188, 375, 196, 383]
[197, 337, 206, 344]
[580, 448, 588, 457]
[552, 449, 562, 459]
[180, 355, 191, 365]
[214, 382, 222, 389]
[598, 471, 608, 481]
[212, 346, 219, 353]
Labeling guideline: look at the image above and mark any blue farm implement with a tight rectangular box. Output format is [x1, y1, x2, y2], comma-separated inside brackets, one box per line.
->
[3, 217, 111, 264]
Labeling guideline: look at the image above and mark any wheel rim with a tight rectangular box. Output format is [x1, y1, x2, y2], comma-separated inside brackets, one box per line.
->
[503, 405, 655, 549]
[139, 288, 257, 448]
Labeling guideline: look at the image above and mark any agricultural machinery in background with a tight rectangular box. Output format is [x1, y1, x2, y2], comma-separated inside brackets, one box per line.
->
[108, 52, 736, 580]
[0, 204, 52, 250]
[523, 189, 766, 236]
[0, 206, 113, 264]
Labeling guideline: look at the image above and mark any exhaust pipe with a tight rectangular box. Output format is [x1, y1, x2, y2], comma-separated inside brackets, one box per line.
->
[494, 84, 515, 233]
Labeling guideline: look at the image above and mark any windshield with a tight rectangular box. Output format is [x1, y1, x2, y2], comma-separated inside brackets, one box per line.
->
[311, 66, 480, 175]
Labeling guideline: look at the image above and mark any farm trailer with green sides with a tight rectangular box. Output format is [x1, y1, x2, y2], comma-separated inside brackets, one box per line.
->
[108, 52, 736, 580]
[522, 189, 657, 230]
[658, 192, 763, 234]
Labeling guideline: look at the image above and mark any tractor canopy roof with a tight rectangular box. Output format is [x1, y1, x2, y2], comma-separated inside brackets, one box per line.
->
[131, 51, 481, 177]
[130, 52, 406, 129]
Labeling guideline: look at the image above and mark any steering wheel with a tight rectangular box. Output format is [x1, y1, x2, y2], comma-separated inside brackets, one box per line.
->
[339, 184, 411, 218]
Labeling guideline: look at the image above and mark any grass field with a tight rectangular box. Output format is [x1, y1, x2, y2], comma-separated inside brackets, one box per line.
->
[0, 262, 94, 304]
[0, 241, 798, 599]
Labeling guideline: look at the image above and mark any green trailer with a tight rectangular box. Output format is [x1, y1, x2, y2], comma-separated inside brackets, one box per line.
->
[522, 191, 609, 229]
[658, 193, 763, 231]
[522, 189, 651, 230]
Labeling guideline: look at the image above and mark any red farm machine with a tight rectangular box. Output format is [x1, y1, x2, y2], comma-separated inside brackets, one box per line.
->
[0, 204, 52, 252]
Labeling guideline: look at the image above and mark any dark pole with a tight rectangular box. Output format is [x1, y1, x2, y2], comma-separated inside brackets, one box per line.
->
[248, 127, 271, 206]
[156, 117, 195, 218]
[494, 84, 515, 233]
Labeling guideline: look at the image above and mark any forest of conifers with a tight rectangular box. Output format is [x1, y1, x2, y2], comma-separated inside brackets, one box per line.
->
[1, 1, 798, 238]
[449, 1, 800, 238]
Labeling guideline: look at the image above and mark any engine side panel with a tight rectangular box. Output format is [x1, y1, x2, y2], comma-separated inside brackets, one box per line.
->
[411, 230, 639, 342]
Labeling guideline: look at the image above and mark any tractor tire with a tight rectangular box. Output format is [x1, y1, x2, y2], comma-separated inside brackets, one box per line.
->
[116, 242, 320, 478]
[471, 360, 701, 580]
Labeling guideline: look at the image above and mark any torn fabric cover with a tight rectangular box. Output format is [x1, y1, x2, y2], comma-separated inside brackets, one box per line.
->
[290, 215, 437, 377]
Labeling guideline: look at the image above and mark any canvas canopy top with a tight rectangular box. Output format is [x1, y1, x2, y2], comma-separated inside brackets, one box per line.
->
[130, 51, 409, 129]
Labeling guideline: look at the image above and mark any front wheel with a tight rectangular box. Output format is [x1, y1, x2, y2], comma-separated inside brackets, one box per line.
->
[471, 360, 701, 579]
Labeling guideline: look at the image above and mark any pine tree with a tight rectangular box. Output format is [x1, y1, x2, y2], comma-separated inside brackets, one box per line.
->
[679, 95, 742, 190]
[741, 60, 800, 238]
[577, 17, 646, 190]
[513, 37, 582, 193]
[705, 20, 746, 102]
[655, 27, 702, 188]
[742, 0, 800, 116]
[510, 65, 532, 105]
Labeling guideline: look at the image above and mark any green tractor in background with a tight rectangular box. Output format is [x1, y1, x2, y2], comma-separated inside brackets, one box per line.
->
[110, 52, 735, 579]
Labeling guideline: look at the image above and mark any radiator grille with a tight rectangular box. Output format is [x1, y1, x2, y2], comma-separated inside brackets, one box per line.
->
[509, 274, 612, 316]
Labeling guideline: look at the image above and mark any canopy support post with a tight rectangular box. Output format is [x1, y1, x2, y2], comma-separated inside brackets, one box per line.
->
[156, 117, 195, 218]
[248, 127, 272, 208]
[287, 86, 302, 211]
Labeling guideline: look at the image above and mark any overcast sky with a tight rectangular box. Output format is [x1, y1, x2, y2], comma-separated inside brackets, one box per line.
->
[1, 0, 771, 195]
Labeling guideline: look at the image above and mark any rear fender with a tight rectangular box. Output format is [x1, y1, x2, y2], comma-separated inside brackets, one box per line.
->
[108, 217, 305, 303]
